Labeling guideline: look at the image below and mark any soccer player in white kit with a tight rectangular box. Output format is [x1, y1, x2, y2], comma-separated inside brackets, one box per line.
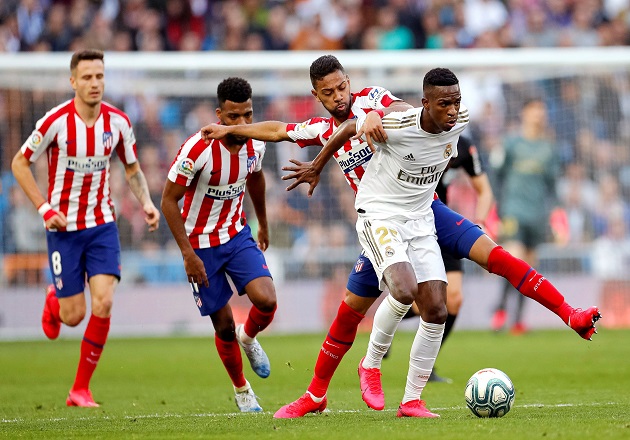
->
[325, 68, 468, 417]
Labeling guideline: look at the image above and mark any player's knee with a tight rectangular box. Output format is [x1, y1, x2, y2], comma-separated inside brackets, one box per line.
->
[447, 290, 463, 312]
[420, 297, 448, 324]
[215, 325, 236, 341]
[62, 310, 86, 327]
[92, 298, 113, 317]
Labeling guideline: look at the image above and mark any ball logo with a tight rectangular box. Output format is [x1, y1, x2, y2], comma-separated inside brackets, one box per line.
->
[31, 131, 43, 147]
[178, 158, 195, 177]
[385, 246, 395, 257]
[444, 143, 453, 158]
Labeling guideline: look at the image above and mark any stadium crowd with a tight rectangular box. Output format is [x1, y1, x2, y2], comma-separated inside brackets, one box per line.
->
[0, 0, 629, 52]
[0, 1, 629, 287]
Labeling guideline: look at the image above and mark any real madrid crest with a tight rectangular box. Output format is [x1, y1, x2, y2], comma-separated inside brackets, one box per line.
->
[444, 143, 453, 158]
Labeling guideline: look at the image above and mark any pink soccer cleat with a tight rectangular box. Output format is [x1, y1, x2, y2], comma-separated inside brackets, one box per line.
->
[568, 306, 601, 340]
[491, 309, 507, 331]
[396, 400, 440, 418]
[358, 357, 385, 410]
[66, 389, 100, 407]
[273, 393, 327, 418]
[42, 284, 61, 340]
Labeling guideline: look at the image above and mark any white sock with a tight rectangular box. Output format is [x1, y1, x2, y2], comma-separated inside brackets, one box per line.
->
[238, 324, 255, 344]
[234, 380, 251, 393]
[401, 317, 444, 404]
[363, 295, 411, 369]
[307, 391, 325, 403]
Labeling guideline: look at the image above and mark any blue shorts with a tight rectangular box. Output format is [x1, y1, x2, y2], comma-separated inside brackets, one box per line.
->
[346, 199, 484, 298]
[46, 222, 121, 298]
[192, 225, 272, 316]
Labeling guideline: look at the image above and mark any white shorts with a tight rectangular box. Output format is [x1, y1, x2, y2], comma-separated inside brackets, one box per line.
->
[356, 215, 446, 291]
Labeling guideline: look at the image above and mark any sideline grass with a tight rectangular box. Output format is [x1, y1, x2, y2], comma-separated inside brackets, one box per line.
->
[1, 329, 628, 439]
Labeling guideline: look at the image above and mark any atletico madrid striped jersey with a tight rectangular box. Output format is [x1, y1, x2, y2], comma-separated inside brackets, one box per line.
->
[285, 86, 400, 194]
[20, 99, 138, 232]
[167, 132, 266, 249]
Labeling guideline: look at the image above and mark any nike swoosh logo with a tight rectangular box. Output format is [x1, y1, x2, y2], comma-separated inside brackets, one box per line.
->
[456, 219, 464, 226]
[325, 341, 340, 349]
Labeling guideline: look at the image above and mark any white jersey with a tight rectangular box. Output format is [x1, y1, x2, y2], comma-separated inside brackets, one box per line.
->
[355, 106, 470, 221]
[167, 132, 266, 249]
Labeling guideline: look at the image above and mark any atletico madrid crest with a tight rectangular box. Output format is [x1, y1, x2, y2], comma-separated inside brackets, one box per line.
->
[247, 156, 257, 173]
[103, 131, 113, 155]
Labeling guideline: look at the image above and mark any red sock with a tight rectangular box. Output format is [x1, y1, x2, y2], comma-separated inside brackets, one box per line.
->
[243, 304, 277, 338]
[48, 290, 61, 321]
[487, 246, 573, 323]
[215, 335, 246, 388]
[72, 314, 110, 391]
[307, 301, 365, 398]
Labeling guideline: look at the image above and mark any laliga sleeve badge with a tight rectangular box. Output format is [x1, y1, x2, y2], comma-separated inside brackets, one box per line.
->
[178, 158, 195, 177]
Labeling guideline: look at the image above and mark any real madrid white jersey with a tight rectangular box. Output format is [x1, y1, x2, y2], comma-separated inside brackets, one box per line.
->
[20, 99, 138, 232]
[354, 105, 470, 221]
[285, 86, 400, 194]
[167, 131, 265, 249]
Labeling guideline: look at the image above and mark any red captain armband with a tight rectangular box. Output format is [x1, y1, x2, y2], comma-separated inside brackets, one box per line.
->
[371, 109, 385, 118]
[37, 202, 57, 221]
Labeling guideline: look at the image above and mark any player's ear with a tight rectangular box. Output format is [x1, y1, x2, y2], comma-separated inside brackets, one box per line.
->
[69, 75, 76, 91]
[311, 89, 320, 103]
[215, 107, 221, 121]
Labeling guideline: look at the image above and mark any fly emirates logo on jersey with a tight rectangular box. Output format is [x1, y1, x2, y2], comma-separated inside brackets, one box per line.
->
[397, 165, 444, 186]
[67, 156, 109, 174]
[206, 181, 246, 200]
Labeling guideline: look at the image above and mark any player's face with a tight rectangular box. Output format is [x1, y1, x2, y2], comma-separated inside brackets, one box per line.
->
[70, 59, 105, 107]
[311, 70, 352, 122]
[217, 99, 253, 145]
[421, 84, 461, 134]
[522, 100, 547, 129]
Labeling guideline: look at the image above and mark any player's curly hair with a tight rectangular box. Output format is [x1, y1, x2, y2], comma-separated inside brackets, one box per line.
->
[70, 49, 104, 71]
[423, 68, 459, 88]
[217, 77, 252, 105]
[310, 55, 345, 87]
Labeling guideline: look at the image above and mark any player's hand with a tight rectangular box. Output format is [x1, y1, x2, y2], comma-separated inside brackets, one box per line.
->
[200, 124, 229, 144]
[144, 203, 160, 232]
[257, 225, 269, 252]
[45, 211, 68, 230]
[183, 252, 209, 288]
[352, 111, 387, 152]
[281, 159, 321, 197]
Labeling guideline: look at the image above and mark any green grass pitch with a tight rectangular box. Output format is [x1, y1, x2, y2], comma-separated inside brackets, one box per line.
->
[1, 328, 628, 439]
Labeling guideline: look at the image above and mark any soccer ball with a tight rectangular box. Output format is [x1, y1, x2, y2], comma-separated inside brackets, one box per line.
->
[465, 368, 515, 418]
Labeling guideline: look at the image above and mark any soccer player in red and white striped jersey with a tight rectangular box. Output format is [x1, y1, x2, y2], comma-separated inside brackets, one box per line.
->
[161, 77, 277, 413]
[11, 49, 160, 408]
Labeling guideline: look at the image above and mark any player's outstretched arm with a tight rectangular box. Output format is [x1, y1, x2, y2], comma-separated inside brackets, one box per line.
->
[200, 121, 292, 144]
[124, 161, 160, 231]
[161, 180, 209, 288]
[246, 170, 269, 251]
[282, 119, 357, 196]
[11, 151, 67, 230]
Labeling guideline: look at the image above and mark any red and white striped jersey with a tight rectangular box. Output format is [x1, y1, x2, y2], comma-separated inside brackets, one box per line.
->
[285, 86, 400, 194]
[20, 99, 138, 232]
[167, 132, 266, 249]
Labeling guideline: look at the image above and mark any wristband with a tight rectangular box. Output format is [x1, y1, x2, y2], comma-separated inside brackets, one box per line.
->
[37, 202, 57, 221]
[371, 109, 385, 118]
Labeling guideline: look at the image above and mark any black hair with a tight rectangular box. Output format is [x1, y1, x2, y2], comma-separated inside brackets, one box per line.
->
[310, 55, 345, 87]
[70, 49, 104, 71]
[217, 77, 252, 106]
[423, 68, 459, 89]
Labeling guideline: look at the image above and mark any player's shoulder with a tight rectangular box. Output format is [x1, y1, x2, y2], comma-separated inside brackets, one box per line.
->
[457, 105, 469, 124]
[252, 138, 266, 150]
[353, 86, 392, 106]
[381, 107, 421, 128]
[39, 99, 73, 124]
[102, 101, 132, 126]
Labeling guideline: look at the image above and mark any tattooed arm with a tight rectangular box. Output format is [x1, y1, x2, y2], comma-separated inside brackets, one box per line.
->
[124, 161, 160, 231]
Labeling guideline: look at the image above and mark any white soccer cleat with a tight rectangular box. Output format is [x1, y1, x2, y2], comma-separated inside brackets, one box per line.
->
[236, 324, 270, 378]
[234, 383, 263, 413]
